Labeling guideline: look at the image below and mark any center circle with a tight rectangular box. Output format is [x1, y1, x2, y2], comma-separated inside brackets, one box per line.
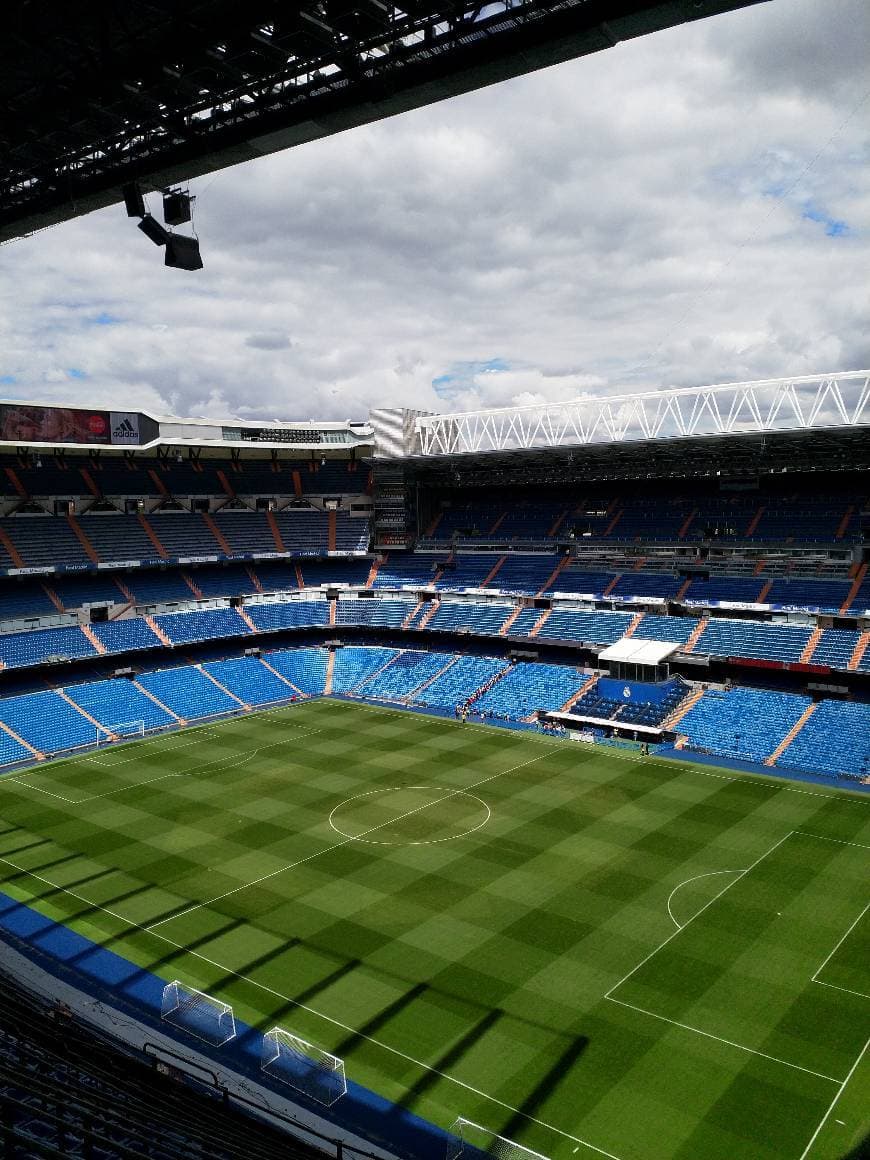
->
[328, 786, 491, 846]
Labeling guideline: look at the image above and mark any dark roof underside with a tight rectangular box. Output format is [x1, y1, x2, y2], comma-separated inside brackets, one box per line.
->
[402, 426, 870, 485]
[2, 0, 767, 240]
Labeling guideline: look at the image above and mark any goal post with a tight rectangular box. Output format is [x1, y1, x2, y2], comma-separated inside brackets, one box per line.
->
[160, 981, 236, 1046]
[95, 720, 145, 745]
[261, 1027, 346, 1106]
[447, 1119, 551, 1160]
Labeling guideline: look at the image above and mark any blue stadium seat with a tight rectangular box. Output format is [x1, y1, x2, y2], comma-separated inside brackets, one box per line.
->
[416, 656, 508, 710]
[427, 601, 511, 635]
[246, 599, 329, 631]
[0, 580, 59, 621]
[633, 614, 699, 645]
[776, 700, 870, 778]
[489, 556, 557, 594]
[696, 618, 812, 662]
[125, 569, 198, 604]
[811, 629, 860, 670]
[265, 647, 328, 694]
[570, 677, 688, 727]
[336, 597, 415, 628]
[373, 554, 443, 589]
[677, 686, 812, 764]
[356, 650, 454, 700]
[536, 608, 633, 644]
[155, 606, 250, 645]
[435, 555, 500, 590]
[203, 656, 296, 704]
[473, 662, 587, 719]
[91, 617, 162, 653]
[0, 625, 96, 668]
[0, 690, 96, 753]
[64, 678, 175, 731]
[137, 666, 240, 719]
[331, 646, 399, 693]
[504, 607, 545, 637]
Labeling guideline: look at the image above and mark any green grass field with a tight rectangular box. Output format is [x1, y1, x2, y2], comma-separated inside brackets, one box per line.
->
[0, 698, 867, 1160]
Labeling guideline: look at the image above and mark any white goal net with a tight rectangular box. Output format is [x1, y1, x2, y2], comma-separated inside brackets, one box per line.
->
[261, 1027, 347, 1106]
[447, 1119, 551, 1160]
[95, 720, 145, 745]
[160, 981, 236, 1046]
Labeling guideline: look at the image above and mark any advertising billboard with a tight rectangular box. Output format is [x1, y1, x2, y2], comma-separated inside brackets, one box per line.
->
[0, 405, 157, 446]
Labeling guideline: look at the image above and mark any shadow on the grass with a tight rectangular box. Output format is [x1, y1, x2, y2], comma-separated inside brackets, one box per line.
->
[840, 1129, 870, 1159]
[397, 1008, 503, 1107]
[498, 1032, 589, 1139]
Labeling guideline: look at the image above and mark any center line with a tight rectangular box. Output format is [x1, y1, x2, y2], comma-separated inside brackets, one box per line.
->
[145, 747, 553, 931]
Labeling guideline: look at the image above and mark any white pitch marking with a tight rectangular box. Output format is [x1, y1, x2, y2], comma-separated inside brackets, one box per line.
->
[605, 832, 794, 1000]
[798, 1038, 870, 1160]
[145, 747, 551, 932]
[327, 785, 491, 846]
[795, 831, 870, 851]
[666, 869, 745, 930]
[811, 900, 870, 1000]
[607, 997, 840, 1084]
[0, 850, 629, 1160]
[5, 730, 323, 806]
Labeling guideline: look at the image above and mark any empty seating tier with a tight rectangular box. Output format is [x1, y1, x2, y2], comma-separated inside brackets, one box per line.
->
[331, 646, 400, 693]
[264, 647, 328, 694]
[416, 656, 507, 711]
[155, 607, 250, 645]
[0, 690, 97, 753]
[677, 687, 812, 764]
[246, 599, 329, 632]
[696, 618, 812, 663]
[0, 625, 96, 668]
[473, 662, 587, 720]
[203, 656, 297, 705]
[137, 666, 240, 719]
[64, 678, 175, 731]
[776, 701, 870, 779]
[356, 650, 452, 701]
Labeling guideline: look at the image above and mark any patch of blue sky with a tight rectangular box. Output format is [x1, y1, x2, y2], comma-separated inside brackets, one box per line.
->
[67, 368, 88, 379]
[433, 358, 512, 399]
[801, 202, 848, 237]
[0, 375, 17, 386]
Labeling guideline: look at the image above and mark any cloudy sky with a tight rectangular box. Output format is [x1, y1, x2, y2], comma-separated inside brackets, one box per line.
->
[0, 0, 867, 423]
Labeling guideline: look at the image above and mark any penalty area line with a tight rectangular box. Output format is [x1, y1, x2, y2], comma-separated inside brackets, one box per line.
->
[605, 997, 841, 1085]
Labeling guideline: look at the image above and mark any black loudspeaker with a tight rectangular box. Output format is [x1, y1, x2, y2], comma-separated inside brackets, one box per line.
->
[163, 190, 191, 226]
[123, 183, 146, 217]
[230, 596, 243, 607]
[89, 606, 109, 622]
[138, 214, 170, 246]
[165, 234, 203, 270]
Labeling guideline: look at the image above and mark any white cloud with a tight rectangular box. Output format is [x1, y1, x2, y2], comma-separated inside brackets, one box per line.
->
[1, 0, 867, 422]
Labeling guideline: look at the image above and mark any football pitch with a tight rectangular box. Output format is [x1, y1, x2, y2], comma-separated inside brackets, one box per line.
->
[0, 698, 867, 1160]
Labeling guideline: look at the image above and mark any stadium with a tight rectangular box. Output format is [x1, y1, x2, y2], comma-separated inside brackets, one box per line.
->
[1, 1, 868, 1158]
[0, 371, 866, 1160]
